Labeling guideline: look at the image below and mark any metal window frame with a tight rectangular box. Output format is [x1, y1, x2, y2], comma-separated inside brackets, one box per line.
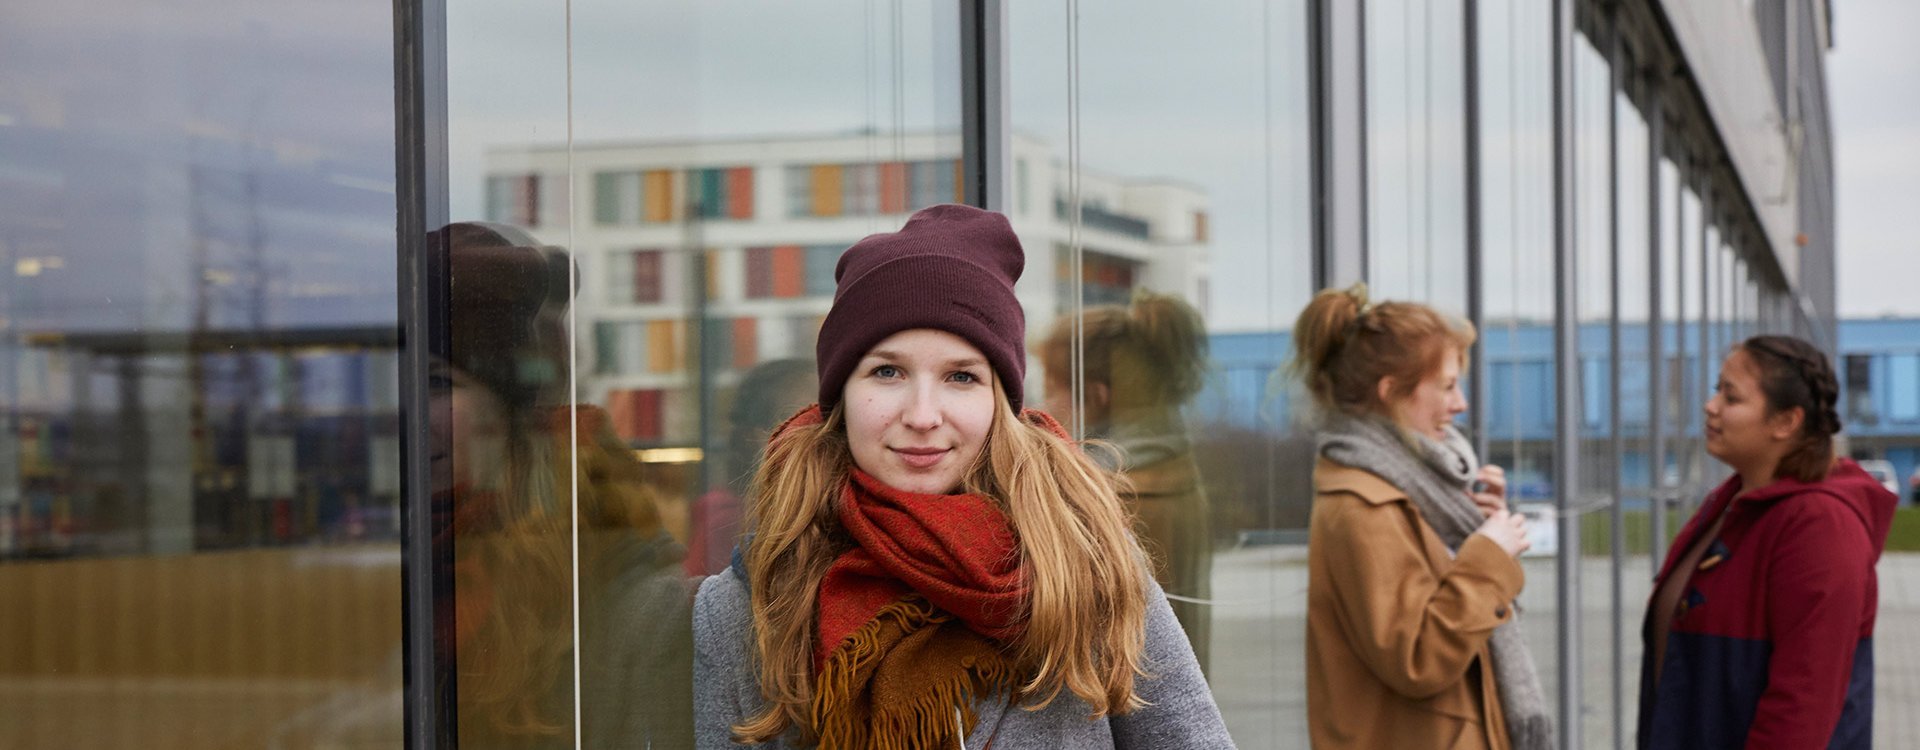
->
[393, 0, 454, 744]
[1549, 0, 1583, 745]
[1311, 0, 1369, 289]
[1645, 72, 1669, 578]
[1465, 0, 1487, 459]
[1604, 13, 1626, 746]
[961, 0, 1010, 213]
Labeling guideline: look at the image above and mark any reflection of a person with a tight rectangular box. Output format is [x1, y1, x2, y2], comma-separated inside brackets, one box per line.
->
[685, 358, 816, 576]
[1039, 290, 1214, 672]
[429, 222, 693, 748]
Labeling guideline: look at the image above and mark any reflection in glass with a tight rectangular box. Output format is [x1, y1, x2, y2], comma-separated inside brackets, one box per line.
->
[1, 0, 403, 744]
[1012, 0, 1313, 740]
[1368, 0, 1469, 310]
[1614, 84, 1656, 743]
[447, 1, 964, 744]
[435, 223, 692, 748]
[1039, 292, 1213, 672]
[1477, 0, 1561, 734]
[1572, 34, 1616, 746]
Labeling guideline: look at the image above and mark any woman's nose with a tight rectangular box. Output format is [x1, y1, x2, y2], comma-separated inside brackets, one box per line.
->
[901, 384, 943, 430]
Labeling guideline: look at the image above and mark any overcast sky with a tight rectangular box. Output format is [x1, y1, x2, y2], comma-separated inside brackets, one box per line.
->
[1831, 0, 1920, 317]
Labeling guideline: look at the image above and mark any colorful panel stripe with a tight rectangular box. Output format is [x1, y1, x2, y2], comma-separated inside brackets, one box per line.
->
[727, 167, 754, 219]
[811, 164, 843, 217]
[771, 245, 805, 298]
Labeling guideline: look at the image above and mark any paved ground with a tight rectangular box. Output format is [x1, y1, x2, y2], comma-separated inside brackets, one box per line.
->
[1200, 547, 1920, 749]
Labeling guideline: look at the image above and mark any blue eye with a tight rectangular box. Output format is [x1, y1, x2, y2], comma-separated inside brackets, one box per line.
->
[872, 364, 902, 379]
[949, 371, 979, 384]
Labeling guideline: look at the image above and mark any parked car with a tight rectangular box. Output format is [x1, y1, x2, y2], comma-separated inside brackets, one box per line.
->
[1858, 459, 1900, 497]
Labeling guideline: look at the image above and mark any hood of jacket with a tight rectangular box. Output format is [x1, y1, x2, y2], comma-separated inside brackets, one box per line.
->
[1720, 457, 1898, 557]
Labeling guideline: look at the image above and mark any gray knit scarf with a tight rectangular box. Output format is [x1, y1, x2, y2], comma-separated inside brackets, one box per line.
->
[1318, 413, 1554, 750]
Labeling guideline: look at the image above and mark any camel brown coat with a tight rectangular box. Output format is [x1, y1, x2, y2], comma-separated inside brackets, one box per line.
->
[1306, 458, 1524, 750]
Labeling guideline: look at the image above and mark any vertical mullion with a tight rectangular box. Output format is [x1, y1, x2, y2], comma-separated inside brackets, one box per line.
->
[1604, 13, 1625, 748]
[393, 0, 453, 743]
[960, 0, 1009, 212]
[1549, 0, 1581, 746]
[1310, 0, 1369, 289]
[1646, 84, 1668, 575]
[1465, 0, 1488, 459]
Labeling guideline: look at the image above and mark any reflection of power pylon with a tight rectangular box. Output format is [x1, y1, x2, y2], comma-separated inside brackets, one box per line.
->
[184, 115, 280, 545]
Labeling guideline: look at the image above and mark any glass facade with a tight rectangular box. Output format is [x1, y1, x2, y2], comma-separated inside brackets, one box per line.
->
[2, 0, 1844, 748]
[0, 0, 402, 745]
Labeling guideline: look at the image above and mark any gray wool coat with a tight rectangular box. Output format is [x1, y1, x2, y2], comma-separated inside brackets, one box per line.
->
[693, 569, 1235, 749]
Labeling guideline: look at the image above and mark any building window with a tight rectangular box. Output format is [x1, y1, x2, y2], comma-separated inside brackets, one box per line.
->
[1846, 353, 1875, 423]
[908, 159, 960, 208]
[785, 165, 814, 217]
[1055, 246, 1141, 312]
[843, 163, 879, 216]
[810, 164, 844, 217]
[607, 249, 665, 305]
[785, 160, 940, 218]
[605, 388, 664, 442]
[686, 167, 755, 219]
[804, 245, 840, 296]
[745, 246, 810, 299]
[486, 174, 540, 226]
[879, 161, 909, 213]
[1892, 354, 1920, 423]
[594, 321, 646, 374]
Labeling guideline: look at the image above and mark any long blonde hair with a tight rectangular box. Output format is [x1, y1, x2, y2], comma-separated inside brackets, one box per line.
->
[734, 377, 1153, 744]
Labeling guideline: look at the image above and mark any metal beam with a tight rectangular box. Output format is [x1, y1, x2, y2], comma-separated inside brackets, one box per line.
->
[1606, 14, 1627, 748]
[1550, 0, 1582, 745]
[1646, 73, 1670, 576]
[393, 0, 453, 742]
[1310, 0, 1368, 289]
[1465, 0, 1488, 459]
[960, 0, 1011, 213]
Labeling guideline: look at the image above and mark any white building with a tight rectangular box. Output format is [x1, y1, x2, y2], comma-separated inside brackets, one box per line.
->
[485, 132, 1210, 445]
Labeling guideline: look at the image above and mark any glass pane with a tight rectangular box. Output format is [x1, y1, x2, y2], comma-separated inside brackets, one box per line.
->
[0, 0, 402, 745]
[1368, 0, 1469, 311]
[1014, 0, 1314, 740]
[1614, 90, 1656, 742]
[1480, 0, 1561, 737]
[1572, 34, 1615, 745]
[446, 1, 963, 745]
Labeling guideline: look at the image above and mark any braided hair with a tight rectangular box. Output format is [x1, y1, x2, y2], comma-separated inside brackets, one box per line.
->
[1737, 335, 1841, 482]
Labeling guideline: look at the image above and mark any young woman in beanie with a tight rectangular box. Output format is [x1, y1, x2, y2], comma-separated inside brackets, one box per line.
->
[1292, 283, 1550, 750]
[1638, 335, 1896, 749]
[692, 204, 1231, 749]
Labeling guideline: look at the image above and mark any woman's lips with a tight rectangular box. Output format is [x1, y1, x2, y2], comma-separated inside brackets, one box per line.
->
[893, 447, 949, 469]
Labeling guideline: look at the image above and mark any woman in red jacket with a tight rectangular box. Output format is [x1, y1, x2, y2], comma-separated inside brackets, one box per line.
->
[1639, 335, 1898, 749]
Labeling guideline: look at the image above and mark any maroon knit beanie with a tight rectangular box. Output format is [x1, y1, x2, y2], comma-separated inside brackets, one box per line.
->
[816, 204, 1028, 413]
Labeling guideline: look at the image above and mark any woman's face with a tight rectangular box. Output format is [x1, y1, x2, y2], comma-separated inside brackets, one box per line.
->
[843, 328, 996, 494]
[428, 359, 508, 493]
[1386, 348, 1468, 440]
[1704, 349, 1797, 473]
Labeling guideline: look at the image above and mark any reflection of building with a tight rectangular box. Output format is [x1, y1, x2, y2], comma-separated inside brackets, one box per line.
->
[485, 133, 1210, 445]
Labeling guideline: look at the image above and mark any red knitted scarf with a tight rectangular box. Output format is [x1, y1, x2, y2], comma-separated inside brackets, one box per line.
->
[815, 468, 1028, 668]
[778, 405, 1073, 747]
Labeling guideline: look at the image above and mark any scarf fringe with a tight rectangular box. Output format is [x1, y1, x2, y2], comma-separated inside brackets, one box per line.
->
[813, 596, 1017, 749]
